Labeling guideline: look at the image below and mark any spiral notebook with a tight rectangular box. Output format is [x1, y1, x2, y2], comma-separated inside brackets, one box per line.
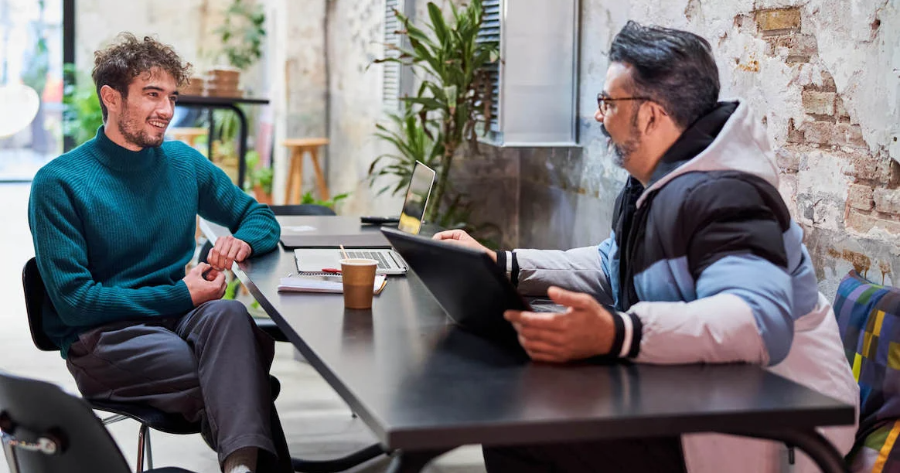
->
[277, 275, 387, 294]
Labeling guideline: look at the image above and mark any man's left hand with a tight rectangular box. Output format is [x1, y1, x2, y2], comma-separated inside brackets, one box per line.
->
[207, 236, 252, 271]
[505, 286, 616, 363]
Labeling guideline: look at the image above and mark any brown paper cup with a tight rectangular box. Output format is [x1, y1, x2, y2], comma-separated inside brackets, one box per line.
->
[340, 258, 378, 309]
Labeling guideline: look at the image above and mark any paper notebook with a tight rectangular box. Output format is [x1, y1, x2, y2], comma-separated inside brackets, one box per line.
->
[277, 275, 387, 294]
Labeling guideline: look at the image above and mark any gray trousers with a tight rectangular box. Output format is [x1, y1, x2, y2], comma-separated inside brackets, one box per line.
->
[483, 437, 687, 472]
[66, 299, 291, 471]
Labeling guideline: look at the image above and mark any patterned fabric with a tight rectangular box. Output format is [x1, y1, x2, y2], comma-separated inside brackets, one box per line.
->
[835, 271, 900, 472]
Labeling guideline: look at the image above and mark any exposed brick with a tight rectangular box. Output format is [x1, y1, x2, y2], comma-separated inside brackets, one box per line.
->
[790, 34, 818, 58]
[835, 124, 867, 148]
[848, 184, 874, 210]
[787, 118, 805, 143]
[874, 188, 900, 215]
[844, 154, 880, 180]
[776, 148, 801, 172]
[800, 121, 867, 148]
[802, 91, 836, 116]
[847, 210, 900, 234]
[756, 8, 802, 35]
[835, 96, 850, 120]
[801, 121, 834, 145]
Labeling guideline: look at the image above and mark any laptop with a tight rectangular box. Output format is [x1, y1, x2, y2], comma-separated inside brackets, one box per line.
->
[380, 227, 568, 349]
[292, 161, 436, 275]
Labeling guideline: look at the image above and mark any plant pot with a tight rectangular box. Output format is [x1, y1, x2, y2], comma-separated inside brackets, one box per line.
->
[254, 185, 273, 205]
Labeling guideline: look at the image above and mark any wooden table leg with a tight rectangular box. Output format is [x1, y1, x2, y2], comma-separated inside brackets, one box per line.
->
[310, 147, 330, 201]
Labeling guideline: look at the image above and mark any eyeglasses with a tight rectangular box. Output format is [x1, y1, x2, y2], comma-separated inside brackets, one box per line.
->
[597, 93, 651, 115]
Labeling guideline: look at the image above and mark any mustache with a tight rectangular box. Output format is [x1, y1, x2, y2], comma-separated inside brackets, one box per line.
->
[599, 124, 611, 139]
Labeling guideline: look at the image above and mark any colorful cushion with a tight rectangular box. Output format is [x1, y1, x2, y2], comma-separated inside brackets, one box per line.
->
[835, 270, 900, 472]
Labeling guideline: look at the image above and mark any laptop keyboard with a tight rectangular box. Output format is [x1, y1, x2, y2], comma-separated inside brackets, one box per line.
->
[347, 251, 392, 270]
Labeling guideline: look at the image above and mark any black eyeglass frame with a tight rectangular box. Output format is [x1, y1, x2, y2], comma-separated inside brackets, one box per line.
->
[596, 93, 652, 114]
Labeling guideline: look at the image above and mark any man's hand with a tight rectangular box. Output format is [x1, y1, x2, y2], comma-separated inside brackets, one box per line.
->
[206, 236, 252, 271]
[183, 263, 227, 306]
[505, 286, 616, 363]
[432, 229, 497, 262]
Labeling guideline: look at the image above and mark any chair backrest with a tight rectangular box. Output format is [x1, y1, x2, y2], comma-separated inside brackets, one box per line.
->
[0, 371, 131, 473]
[21, 259, 57, 352]
[834, 271, 900, 456]
[267, 204, 336, 216]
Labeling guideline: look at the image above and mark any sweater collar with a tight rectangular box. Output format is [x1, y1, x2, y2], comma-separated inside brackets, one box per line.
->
[92, 126, 161, 172]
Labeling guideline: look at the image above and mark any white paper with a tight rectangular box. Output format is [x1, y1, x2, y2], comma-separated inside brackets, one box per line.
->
[282, 225, 317, 233]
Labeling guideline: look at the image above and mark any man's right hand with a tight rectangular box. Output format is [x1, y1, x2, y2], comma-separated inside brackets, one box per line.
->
[183, 263, 227, 306]
[432, 229, 497, 262]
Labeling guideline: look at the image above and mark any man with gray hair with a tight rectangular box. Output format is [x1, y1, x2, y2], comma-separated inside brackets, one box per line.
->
[435, 21, 858, 472]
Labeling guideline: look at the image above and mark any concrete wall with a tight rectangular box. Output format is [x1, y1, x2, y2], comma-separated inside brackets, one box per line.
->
[309, 0, 900, 300]
[74, 0, 259, 80]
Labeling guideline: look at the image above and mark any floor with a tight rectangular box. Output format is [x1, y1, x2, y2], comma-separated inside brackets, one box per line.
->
[0, 182, 486, 473]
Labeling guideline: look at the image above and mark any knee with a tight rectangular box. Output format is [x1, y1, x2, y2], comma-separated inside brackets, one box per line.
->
[203, 300, 253, 327]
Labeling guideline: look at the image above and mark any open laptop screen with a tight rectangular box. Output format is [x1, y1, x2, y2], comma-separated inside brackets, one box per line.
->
[397, 162, 436, 235]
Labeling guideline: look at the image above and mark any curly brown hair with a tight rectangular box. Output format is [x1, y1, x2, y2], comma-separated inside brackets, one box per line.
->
[92, 33, 193, 121]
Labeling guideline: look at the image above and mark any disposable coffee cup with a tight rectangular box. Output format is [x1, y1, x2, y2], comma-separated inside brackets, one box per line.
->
[340, 258, 378, 309]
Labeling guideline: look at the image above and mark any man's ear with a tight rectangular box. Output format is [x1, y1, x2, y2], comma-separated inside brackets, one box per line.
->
[639, 101, 670, 135]
[99, 85, 120, 116]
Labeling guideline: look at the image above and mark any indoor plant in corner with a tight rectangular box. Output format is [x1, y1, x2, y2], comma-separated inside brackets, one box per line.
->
[210, 0, 266, 97]
[370, 0, 499, 231]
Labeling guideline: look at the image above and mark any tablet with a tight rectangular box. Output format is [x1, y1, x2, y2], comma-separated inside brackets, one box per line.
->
[381, 227, 529, 350]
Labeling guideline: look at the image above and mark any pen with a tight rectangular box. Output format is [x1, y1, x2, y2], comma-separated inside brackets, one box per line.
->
[322, 268, 342, 274]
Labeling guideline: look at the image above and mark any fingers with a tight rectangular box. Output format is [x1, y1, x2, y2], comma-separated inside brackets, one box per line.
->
[204, 268, 221, 281]
[547, 286, 596, 310]
[517, 336, 567, 363]
[515, 324, 566, 345]
[432, 229, 467, 241]
[504, 310, 566, 331]
[224, 241, 241, 267]
[235, 242, 251, 262]
[209, 237, 251, 269]
[193, 262, 210, 275]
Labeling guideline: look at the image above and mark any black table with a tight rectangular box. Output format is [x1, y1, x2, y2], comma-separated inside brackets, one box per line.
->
[176, 95, 270, 186]
[201, 216, 855, 473]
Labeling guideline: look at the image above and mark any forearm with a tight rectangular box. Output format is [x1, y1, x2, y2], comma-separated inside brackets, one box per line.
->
[512, 247, 614, 305]
[49, 275, 195, 327]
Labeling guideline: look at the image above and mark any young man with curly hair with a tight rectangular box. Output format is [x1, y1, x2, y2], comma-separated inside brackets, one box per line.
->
[28, 34, 289, 473]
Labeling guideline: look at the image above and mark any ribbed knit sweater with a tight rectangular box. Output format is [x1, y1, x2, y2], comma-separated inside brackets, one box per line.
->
[28, 127, 280, 358]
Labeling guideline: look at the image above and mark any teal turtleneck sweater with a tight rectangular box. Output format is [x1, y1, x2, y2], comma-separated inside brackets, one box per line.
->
[28, 127, 280, 358]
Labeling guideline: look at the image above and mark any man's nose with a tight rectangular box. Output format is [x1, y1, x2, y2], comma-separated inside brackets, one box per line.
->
[158, 100, 174, 119]
[595, 107, 605, 123]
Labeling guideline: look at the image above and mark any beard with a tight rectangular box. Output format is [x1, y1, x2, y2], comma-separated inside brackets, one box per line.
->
[116, 101, 165, 149]
[599, 120, 641, 169]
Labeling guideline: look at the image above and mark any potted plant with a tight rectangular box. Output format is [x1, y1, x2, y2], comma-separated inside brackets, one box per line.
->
[62, 64, 104, 147]
[243, 150, 273, 204]
[370, 0, 499, 229]
[300, 191, 351, 213]
[211, 0, 266, 97]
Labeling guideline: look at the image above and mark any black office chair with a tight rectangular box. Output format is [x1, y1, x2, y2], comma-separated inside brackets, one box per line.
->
[0, 370, 194, 473]
[22, 258, 200, 472]
[22, 258, 384, 472]
[267, 204, 336, 216]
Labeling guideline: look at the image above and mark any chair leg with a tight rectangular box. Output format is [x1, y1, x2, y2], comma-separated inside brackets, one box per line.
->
[145, 428, 153, 470]
[1, 433, 21, 473]
[136, 423, 149, 473]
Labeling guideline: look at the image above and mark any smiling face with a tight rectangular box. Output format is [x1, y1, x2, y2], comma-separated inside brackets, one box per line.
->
[102, 67, 177, 150]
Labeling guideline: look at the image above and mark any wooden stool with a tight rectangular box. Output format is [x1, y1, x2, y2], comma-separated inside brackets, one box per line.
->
[283, 138, 330, 204]
[168, 127, 208, 147]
